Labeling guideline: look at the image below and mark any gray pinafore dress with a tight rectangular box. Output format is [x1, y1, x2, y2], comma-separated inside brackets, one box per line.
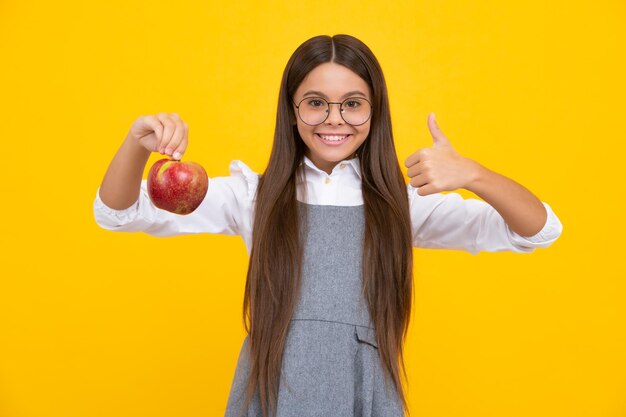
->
[224, 202, 405, 417]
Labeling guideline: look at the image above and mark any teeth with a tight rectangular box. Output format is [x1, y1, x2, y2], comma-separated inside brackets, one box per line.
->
[319, 134, 348, 141]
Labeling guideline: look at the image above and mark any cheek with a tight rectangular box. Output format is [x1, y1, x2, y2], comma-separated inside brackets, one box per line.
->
[358, 125, 371, 139]
[295, 125, 314, 143]
[294, 122, 304, 136]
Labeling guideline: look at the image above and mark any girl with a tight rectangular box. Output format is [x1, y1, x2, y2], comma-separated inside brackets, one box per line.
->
[94, 34, 563, 417]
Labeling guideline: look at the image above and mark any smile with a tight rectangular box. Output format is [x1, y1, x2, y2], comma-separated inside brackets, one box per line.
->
[316, 133, 351, 145]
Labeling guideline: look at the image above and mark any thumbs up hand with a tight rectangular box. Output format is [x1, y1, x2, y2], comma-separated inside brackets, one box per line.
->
[404, 112, 481, 196]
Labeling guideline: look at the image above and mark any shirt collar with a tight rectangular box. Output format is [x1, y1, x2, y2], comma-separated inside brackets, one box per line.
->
[300, 154, 362, 180]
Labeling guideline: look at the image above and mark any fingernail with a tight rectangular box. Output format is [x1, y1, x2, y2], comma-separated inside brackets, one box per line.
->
[165, 148, 172, 155]
[173, 151, 181, 160]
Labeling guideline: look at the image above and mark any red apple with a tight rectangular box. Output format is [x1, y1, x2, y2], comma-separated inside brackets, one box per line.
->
[147, 158, 208, 215]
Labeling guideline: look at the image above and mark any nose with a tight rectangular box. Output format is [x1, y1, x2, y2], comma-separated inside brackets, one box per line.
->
[325, 102, 344, 125]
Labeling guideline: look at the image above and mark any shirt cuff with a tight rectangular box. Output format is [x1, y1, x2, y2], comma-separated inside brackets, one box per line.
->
[93, 187, 141, 225]
[508, 201, 563, 245]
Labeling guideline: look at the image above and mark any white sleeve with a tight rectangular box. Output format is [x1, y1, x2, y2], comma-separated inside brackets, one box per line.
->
[93, 160, 259, 239]
[407, 184, 563, 255]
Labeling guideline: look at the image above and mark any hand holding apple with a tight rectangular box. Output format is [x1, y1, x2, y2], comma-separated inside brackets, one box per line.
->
[129, 112, 190, 159]
[147, 158, 208, 215]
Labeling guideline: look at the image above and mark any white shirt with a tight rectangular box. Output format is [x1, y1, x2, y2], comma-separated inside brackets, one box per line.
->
[93, 155, 563, 256]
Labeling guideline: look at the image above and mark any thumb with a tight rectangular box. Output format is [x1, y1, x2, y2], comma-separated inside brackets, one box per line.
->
[428, 112, 449, 146]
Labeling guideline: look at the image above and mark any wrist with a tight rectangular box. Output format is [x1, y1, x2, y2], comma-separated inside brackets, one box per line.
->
[464, 159, 488, 193]
[123, 133, 151, 159]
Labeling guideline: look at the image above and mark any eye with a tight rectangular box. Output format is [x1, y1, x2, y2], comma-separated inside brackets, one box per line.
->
[344, 100, 361, 108]
[307, 98, 325, 107]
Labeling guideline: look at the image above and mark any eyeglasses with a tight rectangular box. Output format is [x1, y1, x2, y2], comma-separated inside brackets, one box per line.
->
[293, 96, 373, 126]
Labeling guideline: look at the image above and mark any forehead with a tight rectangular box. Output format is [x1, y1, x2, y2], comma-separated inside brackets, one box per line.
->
[295, 62, 370, 99]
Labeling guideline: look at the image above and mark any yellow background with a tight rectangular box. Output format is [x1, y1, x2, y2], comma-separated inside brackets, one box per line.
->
[1, 1, 624, 416]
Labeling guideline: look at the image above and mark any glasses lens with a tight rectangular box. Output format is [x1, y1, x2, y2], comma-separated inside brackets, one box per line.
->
[341, 98, 372, 126]
[298, 97, 329, 125]
[297, 97, 372, 125]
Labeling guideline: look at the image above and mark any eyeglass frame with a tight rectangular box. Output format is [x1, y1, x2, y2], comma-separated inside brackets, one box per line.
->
[292, 96, 374, 126]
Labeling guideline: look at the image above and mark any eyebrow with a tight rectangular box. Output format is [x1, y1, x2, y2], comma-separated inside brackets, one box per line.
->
[302, 90, 368, 99]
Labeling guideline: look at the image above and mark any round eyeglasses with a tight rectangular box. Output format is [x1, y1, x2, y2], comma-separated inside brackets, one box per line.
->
[293, 96, 373, 126]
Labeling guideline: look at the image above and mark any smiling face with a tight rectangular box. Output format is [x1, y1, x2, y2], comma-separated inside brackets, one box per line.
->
[293, 62, 372, 174]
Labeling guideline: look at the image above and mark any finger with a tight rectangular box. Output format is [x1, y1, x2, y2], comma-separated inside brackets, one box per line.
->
[163, 113, 185, 156]
[404, 149, 424, 168]
[405, 143, 437, 168]
[172, 122, 188, 160]
[157, 113, 176, 154]
[144, 115, 163, 145]
[416, 183, 437, 196]
[164, 121, 185, 157]
[406, 162, 423, 178]
[409, 173, 428, 188]
[427, 112, 448, 146]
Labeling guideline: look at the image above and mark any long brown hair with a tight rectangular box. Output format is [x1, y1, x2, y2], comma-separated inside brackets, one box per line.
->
[240, 34, 414, 417]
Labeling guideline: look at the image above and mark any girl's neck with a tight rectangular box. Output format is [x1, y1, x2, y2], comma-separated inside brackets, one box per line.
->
[305, 152, 358, 175]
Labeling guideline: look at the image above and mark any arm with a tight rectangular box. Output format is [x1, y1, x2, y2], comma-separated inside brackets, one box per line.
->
[94, 160, 259, 252]
[98, 132, 151, 210]
[99, 113, 187, 209]
[405, 113, 562, 253]
[93, 113, 256, 240]
[407, 186, 562, 254]
[464, 162, 547, 237]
